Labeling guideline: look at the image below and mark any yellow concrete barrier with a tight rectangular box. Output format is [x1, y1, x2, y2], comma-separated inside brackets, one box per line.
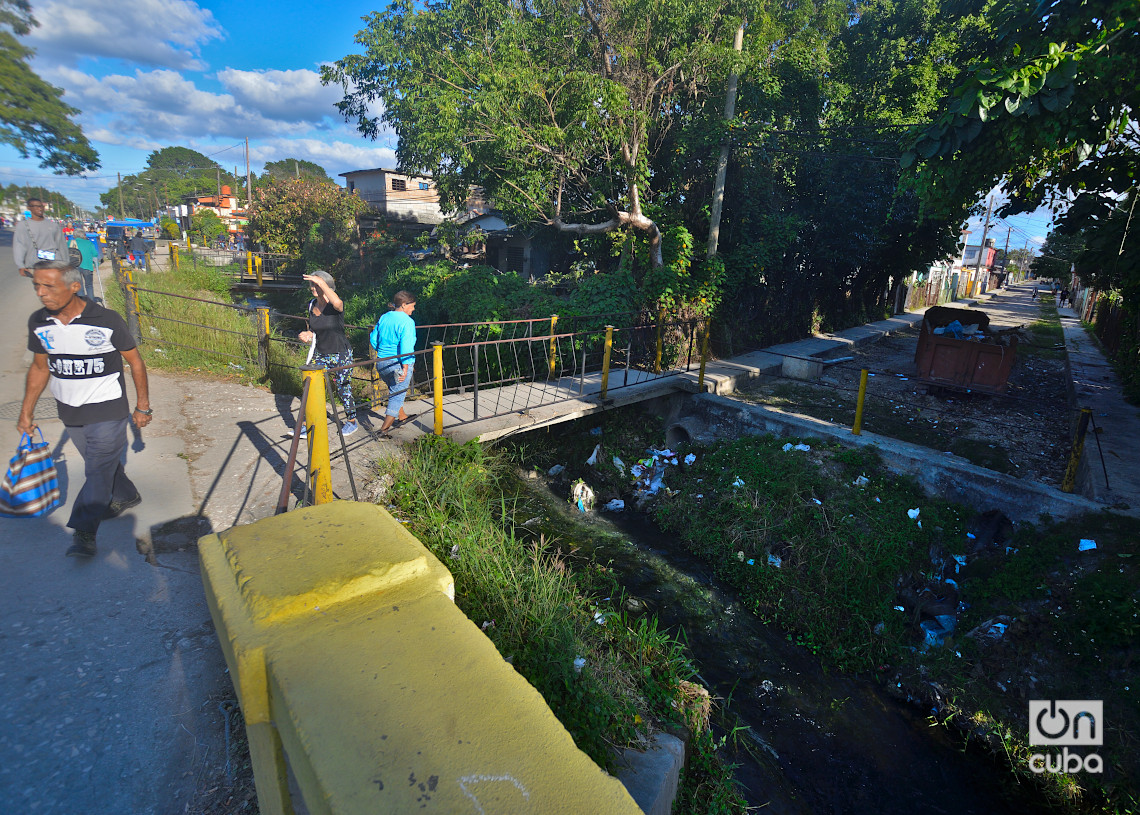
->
[199, 502, 642, 815]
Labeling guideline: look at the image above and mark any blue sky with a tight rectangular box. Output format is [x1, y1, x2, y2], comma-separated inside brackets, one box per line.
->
[1, 0, 398, 210]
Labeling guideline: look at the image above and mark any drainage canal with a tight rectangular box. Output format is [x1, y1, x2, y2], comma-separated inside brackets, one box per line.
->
[510, 469, 1051, 814]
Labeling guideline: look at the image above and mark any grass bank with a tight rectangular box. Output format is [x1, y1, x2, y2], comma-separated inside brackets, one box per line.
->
[516, 411, 1139, 814]
[376, 435, 748, 813]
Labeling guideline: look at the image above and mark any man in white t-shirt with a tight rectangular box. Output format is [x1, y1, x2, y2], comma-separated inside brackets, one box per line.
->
[13, 199, 68, 278]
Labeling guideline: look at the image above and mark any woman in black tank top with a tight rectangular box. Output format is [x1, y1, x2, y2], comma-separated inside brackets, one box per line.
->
[298, 271, 358, 436]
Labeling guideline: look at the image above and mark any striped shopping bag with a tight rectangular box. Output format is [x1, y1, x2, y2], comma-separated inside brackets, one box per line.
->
[0, 430, 61, 517]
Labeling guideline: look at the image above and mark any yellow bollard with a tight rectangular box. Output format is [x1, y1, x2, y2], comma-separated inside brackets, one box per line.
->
[697, 319, 710, 391]
[548, 314, 559, 378]
[852, 369, 869, 435]
[173, 245, 180, 272]
[1061, 408, 1092, 493]
[255, 255, 263, 288]
[599, 325, 614, 401]
[247, 251, 253, 279]
[654, 307, 665, 374]
[301, 366, 334, 504]
[432, 342, 444, 436]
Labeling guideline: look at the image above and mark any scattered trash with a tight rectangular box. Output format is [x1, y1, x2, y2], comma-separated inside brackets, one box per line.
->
[630, 464, 645, 478]
[612, 456, 626, 476]
[736, 551, 745, 562]
[670, 457, 679, 465]
[917, 520, 922, 530]
[573, 656, 586, 674]
[449, 544, 460, 560]
[589, 427, 603, 436]
[548, 464, 565, 476]
[227, 362, 244, 371]
[874, 497, 881, 503]
[1078, 539, 1097, 552]
[967, 617, 1011, 643]
[907, 508, 921, 521]
[893, 605, 905, 612]
[767, 554, 782, 568]
[853, 474, 870, 488]
[782, 442, 812, 452]
[812, 498, 823, 505]
[873, 622, 885, 635]
[696, 493, 704, 500]
[570, 480, 595, 513]
[586, 444, 601, 466]
[732, 477, 745, 488]
[952, 554, 967, 572]
[602, 498, 625, 512]
[684, 453, 697, 465]
[593, 610, 607, 626]
[481, 620, 495, 631]
[747, 558, 755, 566]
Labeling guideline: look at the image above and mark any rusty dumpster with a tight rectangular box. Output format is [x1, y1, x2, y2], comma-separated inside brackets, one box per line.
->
[914, 306, 1018, 394]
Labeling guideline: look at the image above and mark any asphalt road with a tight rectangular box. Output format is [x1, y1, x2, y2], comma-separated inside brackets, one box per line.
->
[0, 229, 230, 814]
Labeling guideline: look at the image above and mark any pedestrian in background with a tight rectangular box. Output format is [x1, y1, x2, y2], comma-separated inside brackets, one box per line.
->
[17, 260, 152, 558]
[68, 229, 100, 301]
[13, 198, 67, 278]
[369, 291, 418, 437]
[128, 230, 148, 271]
[297, 271, 359, 437]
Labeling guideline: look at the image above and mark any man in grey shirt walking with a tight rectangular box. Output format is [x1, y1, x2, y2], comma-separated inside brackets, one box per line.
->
[13, 198, 68, 278]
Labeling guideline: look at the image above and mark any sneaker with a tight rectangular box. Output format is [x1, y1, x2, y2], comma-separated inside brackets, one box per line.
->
[291, 424, 308, 439]
[66, 530, 97, 558]
[340, 420, 358, 437]
[104, 493, 142, 519]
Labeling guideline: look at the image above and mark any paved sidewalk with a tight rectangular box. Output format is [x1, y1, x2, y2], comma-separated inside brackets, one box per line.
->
[1057, 301, 1140, 509]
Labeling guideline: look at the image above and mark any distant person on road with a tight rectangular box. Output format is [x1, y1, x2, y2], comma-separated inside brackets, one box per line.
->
[369, 290, 418, 437]
[13, 198, 67, 278]
[1060, 288, 1070, 308]
[297, 271, 358, 437]
[68, 229, 100, 301]
[17, 260, 152, 558]
[128, 230, 148, 270]
[1031, 285, 1038, 300]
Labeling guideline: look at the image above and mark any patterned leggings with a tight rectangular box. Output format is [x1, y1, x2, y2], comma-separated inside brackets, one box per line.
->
[313, 350, 357, 421]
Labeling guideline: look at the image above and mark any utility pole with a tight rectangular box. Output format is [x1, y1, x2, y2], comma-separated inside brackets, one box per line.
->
[117, 172, 125, 219]
[706, 21, 745, 261]
[216, 168, 221, 215]
[245, 138, 252, 217]
[294, 159, 300, 178]
[974, 195, 993, 289]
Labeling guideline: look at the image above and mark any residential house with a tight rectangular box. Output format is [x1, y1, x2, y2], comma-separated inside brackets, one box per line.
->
[341, 168, 445, 224]
[186, 185, 248, 237]
[956, 238, 997, 297]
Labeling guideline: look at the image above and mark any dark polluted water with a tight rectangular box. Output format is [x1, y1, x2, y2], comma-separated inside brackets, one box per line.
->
[515, 475, 1053, 815]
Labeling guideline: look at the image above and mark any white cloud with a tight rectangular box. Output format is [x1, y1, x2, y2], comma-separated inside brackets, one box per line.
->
[250, 138, 397, 178]
[25, 0, 223, 70]
[217, 68, 344, 123]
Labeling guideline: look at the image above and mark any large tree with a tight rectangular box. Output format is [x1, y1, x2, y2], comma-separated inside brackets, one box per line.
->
[100, 146, 245, 218]
[324, 0, 754, 266]
[904, 0, 1139, 300]
[0, 0, 98, 173]
[247, 177, 367, 274]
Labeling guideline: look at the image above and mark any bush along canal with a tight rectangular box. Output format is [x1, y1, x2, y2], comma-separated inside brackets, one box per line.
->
[496, 410, 1139, 814]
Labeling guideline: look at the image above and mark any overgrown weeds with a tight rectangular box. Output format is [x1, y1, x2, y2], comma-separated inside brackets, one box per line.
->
[377, 435, 747, 811]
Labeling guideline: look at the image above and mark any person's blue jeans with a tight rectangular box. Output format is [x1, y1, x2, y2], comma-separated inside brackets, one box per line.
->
[79, 266, 95, 300]
[66, 418, 138, 534]
[378, 360, 413, 418]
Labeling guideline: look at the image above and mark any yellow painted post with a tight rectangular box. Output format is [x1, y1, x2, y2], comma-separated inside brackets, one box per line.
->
[247, 251, 253, 279]
[1061, 408, 1092, 493]
[547, 314, 559, 378]
[654, 307, 665, 374]
[256, 307, 271, 377]
[369, 346, 381, 406]
[432, 342, 444, 436]
[172, 244, 180, 272]
[697, 319, 710, 390]
[599, 325, 614, 401]
[301, 366, 334, 504]
[255, 255, 263, 287]
[852, 368, 869, 435]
